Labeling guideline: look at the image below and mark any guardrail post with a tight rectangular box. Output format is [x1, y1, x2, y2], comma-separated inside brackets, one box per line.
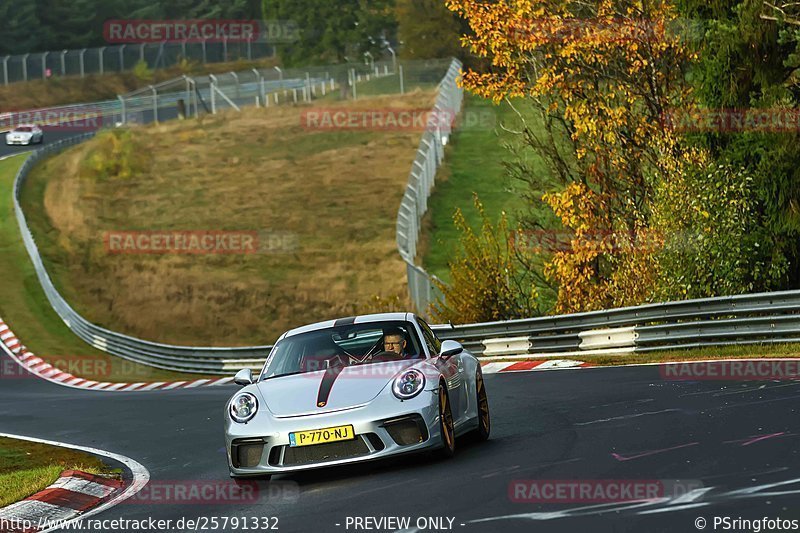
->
[274, 66, 282, 80]
[230, 71, 240, 99]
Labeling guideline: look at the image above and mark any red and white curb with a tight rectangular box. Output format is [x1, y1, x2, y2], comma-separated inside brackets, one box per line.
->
[0, 471, 122, 532]
[0, 319, 233, 392]
[480, 359, 591, 374]
[0, 433, 150, 533]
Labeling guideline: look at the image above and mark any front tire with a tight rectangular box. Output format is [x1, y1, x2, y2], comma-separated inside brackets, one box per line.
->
[472, 370, 491, 441]
[434, 381, 455, 459]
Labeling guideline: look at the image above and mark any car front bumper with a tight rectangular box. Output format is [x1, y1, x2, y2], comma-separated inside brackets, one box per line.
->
[225, 389, 442, 476]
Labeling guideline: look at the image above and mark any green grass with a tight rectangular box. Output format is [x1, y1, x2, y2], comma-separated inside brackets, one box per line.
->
[0, 437, 111, 507]
[0, 154, 211, 382]
[422, 95, 533, 281]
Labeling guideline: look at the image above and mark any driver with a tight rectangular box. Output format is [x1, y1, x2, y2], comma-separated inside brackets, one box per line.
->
[382, 327, 408, 357]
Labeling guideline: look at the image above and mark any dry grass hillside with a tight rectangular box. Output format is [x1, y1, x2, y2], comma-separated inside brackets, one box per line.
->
[21, 91, 434, 345]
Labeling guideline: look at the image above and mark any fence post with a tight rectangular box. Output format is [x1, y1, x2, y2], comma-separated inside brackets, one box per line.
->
[210, 74, 217, 114]
[223, 36, 228, 62]
[150, 85, 158, 122]
[201, 39, 207, 64]
[79, 49, 86, 78]
[2, 56, 8, 86]
[41, 52, 48, 79]
[60, 50, 67, 76]
[181, 40, 187, 60]
[99, 47, 106, 75]
[229, 71, 240, 99]
[399, 64, 404, 94]
[118, 95, 126, 125]
[274, 66, 282, 80]
[253, 68, 265, 105]
[119, 44, 126, 71]
[22, 53, 29, 82]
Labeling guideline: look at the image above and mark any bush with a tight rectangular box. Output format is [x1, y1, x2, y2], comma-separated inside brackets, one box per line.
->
[430, 195, 541, 323]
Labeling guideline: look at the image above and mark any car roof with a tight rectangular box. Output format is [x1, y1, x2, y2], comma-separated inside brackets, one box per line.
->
[279, 312, 416, 340]
[14, 124, 37, 129]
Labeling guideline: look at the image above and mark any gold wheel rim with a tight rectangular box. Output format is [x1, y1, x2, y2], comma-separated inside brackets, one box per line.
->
[477, 373, 490, 431]
[440, 387, 454, 449]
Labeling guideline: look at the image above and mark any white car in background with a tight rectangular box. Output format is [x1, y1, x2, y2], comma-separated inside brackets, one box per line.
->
[5, 124, 44, 146]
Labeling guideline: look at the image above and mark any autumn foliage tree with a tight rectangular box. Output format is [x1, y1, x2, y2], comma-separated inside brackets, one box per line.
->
[430, 196, 540, 323]
[445, 0, 699, 313]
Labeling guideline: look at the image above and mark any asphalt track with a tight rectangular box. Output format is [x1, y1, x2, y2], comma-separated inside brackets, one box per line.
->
[2, 344, 800, 533]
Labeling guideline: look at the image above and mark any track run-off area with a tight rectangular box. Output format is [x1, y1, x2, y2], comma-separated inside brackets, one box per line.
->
[2, 345, 800, 533]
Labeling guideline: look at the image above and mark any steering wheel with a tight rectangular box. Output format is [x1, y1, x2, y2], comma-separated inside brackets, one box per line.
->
[371, 350, 404, 362]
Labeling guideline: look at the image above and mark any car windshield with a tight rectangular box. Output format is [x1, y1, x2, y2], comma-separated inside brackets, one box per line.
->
[15, 126, 32, 132]
[260, 321, 424, 379]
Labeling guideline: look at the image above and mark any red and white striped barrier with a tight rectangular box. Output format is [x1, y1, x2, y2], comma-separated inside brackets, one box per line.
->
[0, 471, 122, 533]
[480, 359, 592, 373]
[0, 319, 233, 392]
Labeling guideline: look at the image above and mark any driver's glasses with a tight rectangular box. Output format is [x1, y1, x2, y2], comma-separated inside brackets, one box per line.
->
[384, 341, 403, 348]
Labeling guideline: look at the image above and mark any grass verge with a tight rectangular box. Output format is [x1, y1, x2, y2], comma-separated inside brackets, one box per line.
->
[0, 154, 211, 381]
[20, 91, 436, 346]
[0, 437, 112, 508]
[421, 95, 552, 280]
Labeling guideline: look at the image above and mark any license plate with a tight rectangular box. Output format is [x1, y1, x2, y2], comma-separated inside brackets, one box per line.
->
[289, 425, 355, 447]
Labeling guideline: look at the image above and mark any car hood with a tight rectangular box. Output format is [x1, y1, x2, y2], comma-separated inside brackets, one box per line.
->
[255, 360, 420, 417]
[8, 132, 32, 138]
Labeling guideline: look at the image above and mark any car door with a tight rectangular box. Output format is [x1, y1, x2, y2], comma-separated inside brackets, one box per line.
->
[418, 318, 466, 420]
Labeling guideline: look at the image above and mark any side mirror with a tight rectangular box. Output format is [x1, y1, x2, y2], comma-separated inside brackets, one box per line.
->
[439, 340, 463, 359]
[234, 368, 254, 386]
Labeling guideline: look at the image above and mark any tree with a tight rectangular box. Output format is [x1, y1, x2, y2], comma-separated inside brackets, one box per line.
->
[262, 0, 396, 65]
[446, 0, 697, 311]
[396, 0, 461, 60]
[0, 3, 41, 55]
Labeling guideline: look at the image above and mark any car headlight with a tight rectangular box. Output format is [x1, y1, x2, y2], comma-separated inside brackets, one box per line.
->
[229, 392, 258, 423]
[392, 369, 425, 400]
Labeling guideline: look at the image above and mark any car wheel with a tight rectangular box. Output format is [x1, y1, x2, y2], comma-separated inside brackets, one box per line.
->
[434, 381, 455, 458]
[472, 370, 491, 441]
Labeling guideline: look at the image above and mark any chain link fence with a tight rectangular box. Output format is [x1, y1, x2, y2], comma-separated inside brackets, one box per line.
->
[396, 59, 464, 316]
[116, 58, 453, 124]
[1, 41, 276, 85]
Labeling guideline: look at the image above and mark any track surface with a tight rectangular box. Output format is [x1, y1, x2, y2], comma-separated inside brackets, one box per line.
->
[2, 346, 800, 533]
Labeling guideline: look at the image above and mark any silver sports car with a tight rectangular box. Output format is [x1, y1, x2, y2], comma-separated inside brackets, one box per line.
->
[224, 313, 490, 479]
